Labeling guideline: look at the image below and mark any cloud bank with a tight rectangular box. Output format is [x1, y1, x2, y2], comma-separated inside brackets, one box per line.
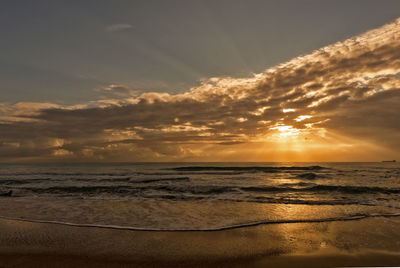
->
[1, 18, 400, 162]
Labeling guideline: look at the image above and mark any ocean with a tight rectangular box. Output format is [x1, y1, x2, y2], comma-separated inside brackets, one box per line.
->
[0, 162, 399, 231]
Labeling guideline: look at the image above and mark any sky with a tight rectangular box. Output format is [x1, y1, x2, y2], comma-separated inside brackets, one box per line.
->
[0, 1, 399, 162]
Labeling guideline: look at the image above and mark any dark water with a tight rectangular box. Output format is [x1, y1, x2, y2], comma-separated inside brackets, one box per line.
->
[0, 162, 399, 230]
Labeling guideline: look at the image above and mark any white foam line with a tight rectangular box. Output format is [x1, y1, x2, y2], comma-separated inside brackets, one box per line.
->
[0, 213, 400, 232]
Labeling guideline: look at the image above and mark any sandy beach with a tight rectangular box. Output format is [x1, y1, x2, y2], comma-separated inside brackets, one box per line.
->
[1, 216, 400, 267]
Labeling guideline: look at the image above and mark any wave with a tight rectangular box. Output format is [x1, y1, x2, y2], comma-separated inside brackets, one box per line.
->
[241, 185, 400, 194]
[308, 185, 400, 194]
[0, 178, 52, 185]
[9, 184, 236, 195]
[244, 196, 361, 205]
[279, 182, 316, 187]
[131, 177, 190, 184]
[0, 212, 399, 232]
[75, 177, 132, 183]
[141, 195, 364, 205]
[156, 185, 235, 195]
[23, 185, 140, 195]
[137, 171, 249, 175]
[0, 177, 133, 185]
[0, 170, 272, 177]
[0, 172, 132, 177]
[4, 183, 400, 197]
[73, 177, 190, 184]
[296, 173, 318, 180]
[0, 176, 190, 185]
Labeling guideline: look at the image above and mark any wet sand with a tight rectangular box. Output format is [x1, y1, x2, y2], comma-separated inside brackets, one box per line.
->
[1, 217, 400, 267]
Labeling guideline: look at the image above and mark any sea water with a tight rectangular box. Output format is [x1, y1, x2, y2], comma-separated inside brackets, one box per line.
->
[0, 162, 399, 231]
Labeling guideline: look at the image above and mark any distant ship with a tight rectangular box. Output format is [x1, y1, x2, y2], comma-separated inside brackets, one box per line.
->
[382, 160, 396, 162]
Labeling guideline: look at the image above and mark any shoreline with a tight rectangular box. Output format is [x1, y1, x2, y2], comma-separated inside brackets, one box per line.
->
[0, 217, 400, 267]
[0, 212, 400, 232]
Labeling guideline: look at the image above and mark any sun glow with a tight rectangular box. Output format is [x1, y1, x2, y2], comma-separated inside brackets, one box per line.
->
[269, 124, 300, 137]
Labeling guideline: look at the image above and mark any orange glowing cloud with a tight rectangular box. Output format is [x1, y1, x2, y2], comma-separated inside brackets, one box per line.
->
[0, 18, 399, 162]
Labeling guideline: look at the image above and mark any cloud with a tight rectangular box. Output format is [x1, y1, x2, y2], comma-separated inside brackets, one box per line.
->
[0, 102, 61, 123]
[95, 84, 139, 98]
[1, 18, 399, 162]
[105, 24, 133, 32]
